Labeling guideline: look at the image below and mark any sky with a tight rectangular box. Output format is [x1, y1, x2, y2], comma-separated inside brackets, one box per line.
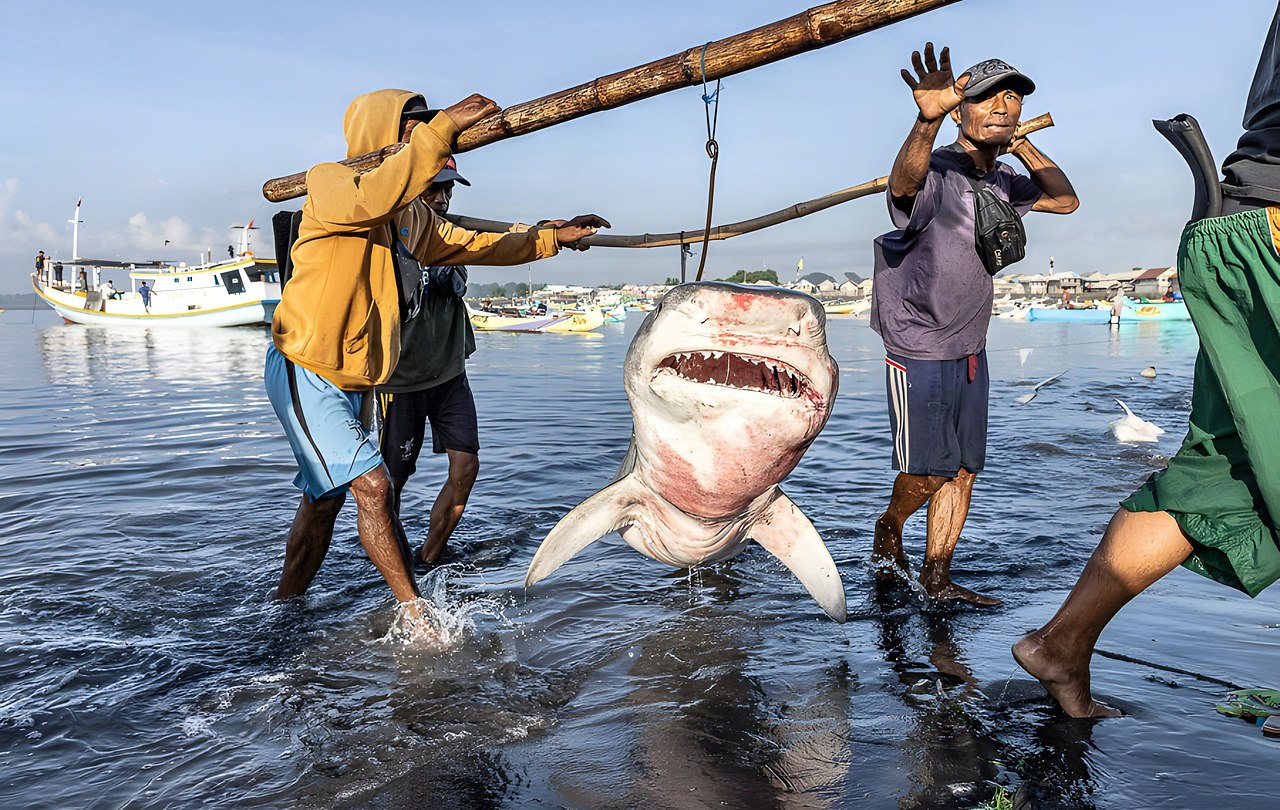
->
[1, 0, 1274, 293]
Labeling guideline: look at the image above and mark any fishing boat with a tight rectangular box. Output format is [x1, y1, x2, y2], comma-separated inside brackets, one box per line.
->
[1025, 298, 1191, 323]
[603, 304, 628, 322]
[467, 303, 603, 333]
[30, 201, 280, 327]
[822, 299, 870, 316]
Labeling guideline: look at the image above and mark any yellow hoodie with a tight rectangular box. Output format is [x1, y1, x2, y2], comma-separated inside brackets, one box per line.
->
[272, 89, 559, 390]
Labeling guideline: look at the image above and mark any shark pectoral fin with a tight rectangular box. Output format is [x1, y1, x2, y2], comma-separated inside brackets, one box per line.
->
[525, 475, 646, 588]
[750, 491, 847, 623]
[613, 433, 638, 482]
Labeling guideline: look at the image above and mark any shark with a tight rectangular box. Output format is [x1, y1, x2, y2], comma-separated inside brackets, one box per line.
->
[525, 282, 846, 622]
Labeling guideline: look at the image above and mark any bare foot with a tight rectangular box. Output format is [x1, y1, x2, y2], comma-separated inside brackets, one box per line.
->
[417, 537, 447, 567]
[922, 581, 1003, 606]
[1012, 633, 1122, 718]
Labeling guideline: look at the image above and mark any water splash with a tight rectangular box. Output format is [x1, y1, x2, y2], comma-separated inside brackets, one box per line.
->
[378, 566, 511, 650]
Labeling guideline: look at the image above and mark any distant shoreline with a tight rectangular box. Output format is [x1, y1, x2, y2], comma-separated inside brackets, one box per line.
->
[0, 294, 41, 310]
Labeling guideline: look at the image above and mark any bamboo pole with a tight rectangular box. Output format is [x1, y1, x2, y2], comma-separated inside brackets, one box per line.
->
[262, 0, 961, 202]
[446, 113, 1053, 248]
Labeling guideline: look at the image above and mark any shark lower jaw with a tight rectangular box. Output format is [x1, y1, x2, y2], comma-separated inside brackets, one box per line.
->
[652, 350, 816, 399]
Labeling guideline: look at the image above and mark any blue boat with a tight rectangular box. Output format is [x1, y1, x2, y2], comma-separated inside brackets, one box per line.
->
[1122, 299, 1190, 320]
[1026, 298, 1191, 323]
[1026, 306, 1111, 323]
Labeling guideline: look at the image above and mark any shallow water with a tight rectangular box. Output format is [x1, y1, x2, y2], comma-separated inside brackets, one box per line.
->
[1, 307, 1277, 809]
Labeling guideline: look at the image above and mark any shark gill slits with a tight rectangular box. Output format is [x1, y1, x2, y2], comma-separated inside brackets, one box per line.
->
[657, 351, 804, 397]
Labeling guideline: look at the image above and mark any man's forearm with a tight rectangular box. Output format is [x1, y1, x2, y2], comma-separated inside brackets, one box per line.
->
[1011, 140, 1078, 213]
[889, 115, 945, 199]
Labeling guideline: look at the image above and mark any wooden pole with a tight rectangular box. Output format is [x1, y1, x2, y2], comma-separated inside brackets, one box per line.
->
[447, 113, 1053, 248]
[262, 0, 961, 202]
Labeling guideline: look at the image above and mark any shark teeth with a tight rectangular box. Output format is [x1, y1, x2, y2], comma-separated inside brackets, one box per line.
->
[656, 351, 808, 398]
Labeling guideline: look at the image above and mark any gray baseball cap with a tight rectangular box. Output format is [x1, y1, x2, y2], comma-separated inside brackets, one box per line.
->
[961, 59, 1035, 98]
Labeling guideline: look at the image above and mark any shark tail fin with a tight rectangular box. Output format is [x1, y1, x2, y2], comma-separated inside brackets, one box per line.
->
[749, 490, 847, 623]
[525, 474, 646, 588]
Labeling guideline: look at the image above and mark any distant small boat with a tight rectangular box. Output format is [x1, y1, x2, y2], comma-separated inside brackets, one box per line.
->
[468, 304, 603, 333]
[822, 299, 870, 316]
[603, 304, 628, 322]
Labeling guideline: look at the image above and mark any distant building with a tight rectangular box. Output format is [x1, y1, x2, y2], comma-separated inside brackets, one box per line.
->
[791, 272, 838, 296]
[837, 272, 864, 296]
[1131, 267, 1175, 298]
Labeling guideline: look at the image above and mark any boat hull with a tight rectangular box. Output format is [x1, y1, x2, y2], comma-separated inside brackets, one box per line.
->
[1122, 300, 1190, 320]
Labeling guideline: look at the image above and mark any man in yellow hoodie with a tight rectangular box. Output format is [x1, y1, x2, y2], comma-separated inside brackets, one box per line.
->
[265, 89, 607, 616]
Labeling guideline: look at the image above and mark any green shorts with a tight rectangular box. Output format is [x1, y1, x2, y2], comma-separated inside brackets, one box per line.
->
[1122, 208, 1280, 597]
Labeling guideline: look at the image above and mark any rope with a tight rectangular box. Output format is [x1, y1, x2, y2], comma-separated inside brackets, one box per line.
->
[694, 42, 721, 282]
[1094, 648, 1245, 690]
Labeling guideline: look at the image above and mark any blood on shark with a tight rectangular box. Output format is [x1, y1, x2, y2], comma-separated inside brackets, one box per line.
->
[525, 282, 846, 622]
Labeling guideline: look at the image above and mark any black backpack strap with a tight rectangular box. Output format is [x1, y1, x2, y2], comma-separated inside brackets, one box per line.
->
[272, 210, 303, 288]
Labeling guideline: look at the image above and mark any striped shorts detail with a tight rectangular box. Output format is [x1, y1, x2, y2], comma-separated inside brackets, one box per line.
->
[884, 350, 989, 477]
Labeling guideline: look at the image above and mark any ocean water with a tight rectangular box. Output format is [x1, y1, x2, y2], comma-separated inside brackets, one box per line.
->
[1, 306, 1277, 809]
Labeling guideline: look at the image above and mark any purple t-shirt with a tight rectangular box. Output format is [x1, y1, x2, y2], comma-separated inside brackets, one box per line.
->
[871, 146, 1041, 360]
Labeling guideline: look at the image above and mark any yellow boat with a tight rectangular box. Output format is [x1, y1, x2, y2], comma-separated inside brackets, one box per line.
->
[544, 307, 605, 332]
[468, 304, 603, 333]
[822, 300, 870, 316]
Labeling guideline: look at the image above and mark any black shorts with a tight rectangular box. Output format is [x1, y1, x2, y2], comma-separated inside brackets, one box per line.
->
[885, 350, 988, 477]
[379, 372, 479, 480]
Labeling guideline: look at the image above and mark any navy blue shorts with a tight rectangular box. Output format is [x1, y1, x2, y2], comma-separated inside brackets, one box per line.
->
[884, 350, 988, 477]
[379, 372, 480, 481]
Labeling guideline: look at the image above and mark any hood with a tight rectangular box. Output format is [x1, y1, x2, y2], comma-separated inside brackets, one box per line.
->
[342, 89, 425, 158]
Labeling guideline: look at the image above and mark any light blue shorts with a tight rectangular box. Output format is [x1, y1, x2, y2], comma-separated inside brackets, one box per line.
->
[264, 344, 383, 500]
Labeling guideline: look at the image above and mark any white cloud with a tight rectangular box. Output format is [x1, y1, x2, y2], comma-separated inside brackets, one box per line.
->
[81, 213, 218, 262]
[0, 178, 59, 247]
[0, 179, 226, 288]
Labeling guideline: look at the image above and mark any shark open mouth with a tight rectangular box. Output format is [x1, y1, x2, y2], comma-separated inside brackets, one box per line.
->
[656, 351, 809, 398]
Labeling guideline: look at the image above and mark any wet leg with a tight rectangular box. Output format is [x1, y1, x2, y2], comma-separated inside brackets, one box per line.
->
[874, 472, 947, 582]
[275, 492, 345, 599]
[349, 466, 421, 610]
[419, 450, 479, 565]
[920, 469, 999, 605]
[389, 471, 409, 517]
[1013, 508, 1191, 717]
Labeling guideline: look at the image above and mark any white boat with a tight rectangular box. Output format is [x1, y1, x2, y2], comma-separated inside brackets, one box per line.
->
[822, 299, 870, 316]
[30, 200, 280, 328]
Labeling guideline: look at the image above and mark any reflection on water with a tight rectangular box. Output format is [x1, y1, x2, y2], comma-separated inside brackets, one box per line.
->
[39, 323, 270, 386]
[0, 310, 1278, 808]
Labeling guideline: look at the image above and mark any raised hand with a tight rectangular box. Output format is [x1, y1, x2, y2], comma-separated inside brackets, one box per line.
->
[442, 94, 500, 132]
[900, 42, 969, 123]
[553, 214, 611, 251]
